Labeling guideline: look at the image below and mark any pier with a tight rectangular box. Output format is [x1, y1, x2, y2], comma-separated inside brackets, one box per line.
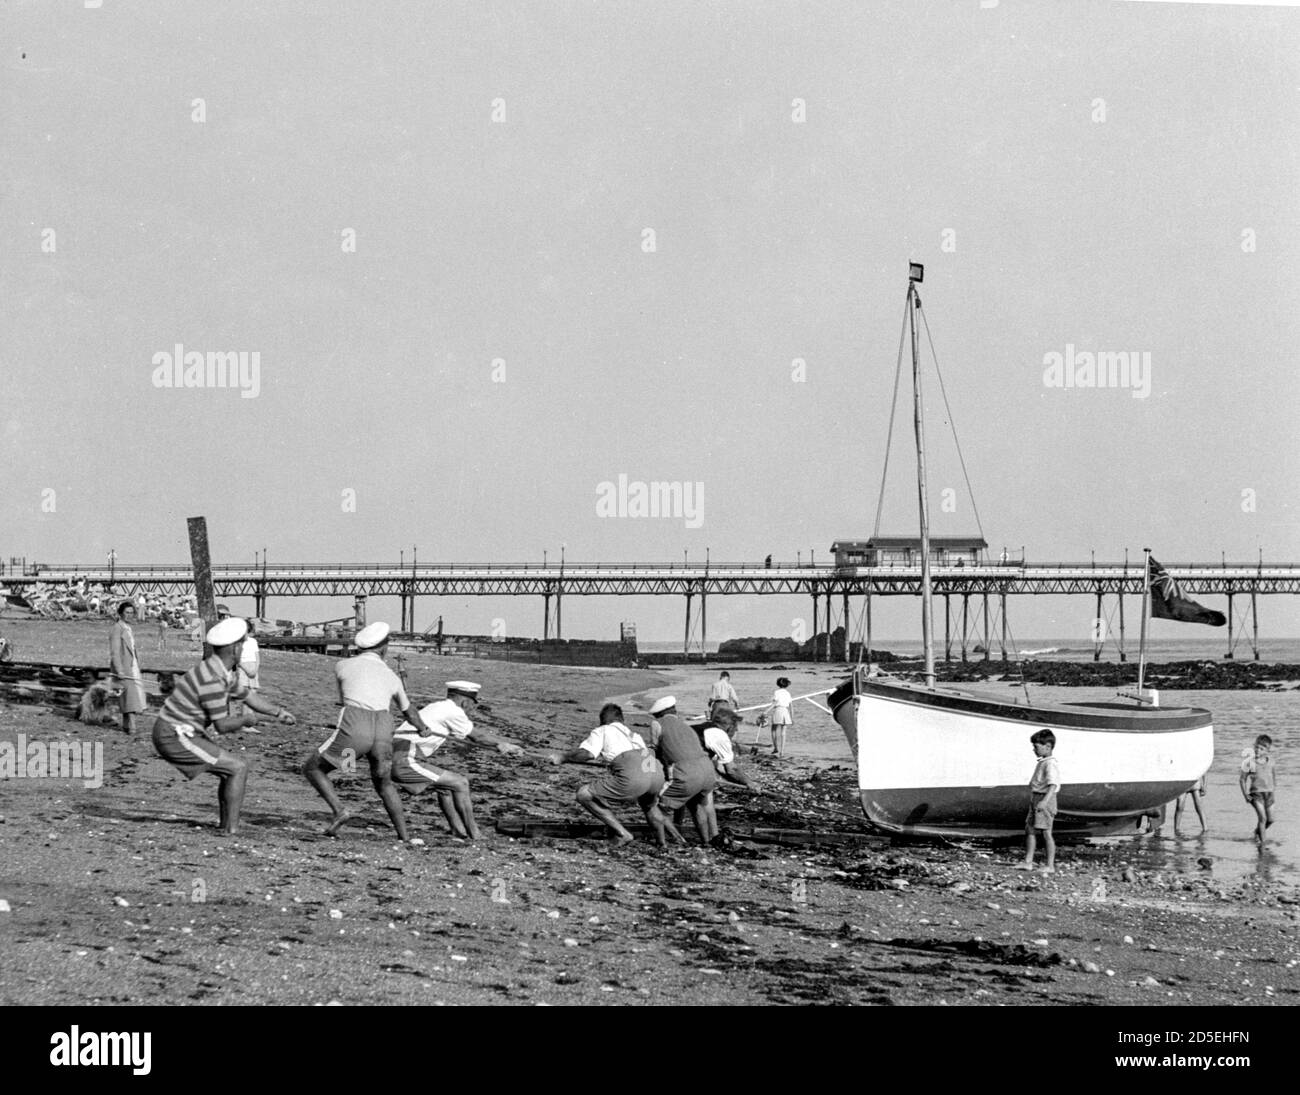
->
[5, 559, 1299, 662]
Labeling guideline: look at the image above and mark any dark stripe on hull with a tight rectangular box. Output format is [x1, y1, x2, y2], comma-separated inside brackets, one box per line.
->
[829, 677, 1211, 733]
[860, 780, 1192, 838]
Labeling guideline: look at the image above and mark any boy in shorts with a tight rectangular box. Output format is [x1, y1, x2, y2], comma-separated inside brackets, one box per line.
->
[548, 703, 675, 847]
[1016, 728, 1059, 873]
[1239, 734, 1276, 843]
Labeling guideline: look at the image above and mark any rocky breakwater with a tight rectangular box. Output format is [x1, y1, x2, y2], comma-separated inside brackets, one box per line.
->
[716, 627, 902, 664]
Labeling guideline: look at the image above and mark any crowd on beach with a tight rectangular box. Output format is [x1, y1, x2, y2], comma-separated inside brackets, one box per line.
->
[106, 604, 1281, 858]
[108, 606, 807, 846]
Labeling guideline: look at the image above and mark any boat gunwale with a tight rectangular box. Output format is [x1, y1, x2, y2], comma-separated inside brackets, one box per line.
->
[829, 675, 1211, 733]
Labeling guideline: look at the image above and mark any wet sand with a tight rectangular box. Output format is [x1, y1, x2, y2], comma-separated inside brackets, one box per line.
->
[0, 620, 1297, 1007]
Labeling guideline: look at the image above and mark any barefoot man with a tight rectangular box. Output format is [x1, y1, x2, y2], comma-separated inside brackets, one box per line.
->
[151, 616, 297, 835]
[548, 702, 675, 847]
[303, 622, 432, 841]
[390, 681, 524, 840]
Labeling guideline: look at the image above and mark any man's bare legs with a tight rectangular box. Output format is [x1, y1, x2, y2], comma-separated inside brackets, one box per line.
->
[577, 785, 634, 845]
[215, 756, 248, 836]
[303, 751, 354, 834]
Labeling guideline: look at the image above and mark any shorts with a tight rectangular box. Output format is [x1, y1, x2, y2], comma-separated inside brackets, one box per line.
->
[771, 709, 792, 726]
[316, 707, 394, 768]
[1249, 791, 1275, 809]
[1026, 792, 1056, 831]
[586, 749, 664, 805]
[391, 738, 455, 791]
[659, 757, 716, 810]
[152, 717, 236, 780]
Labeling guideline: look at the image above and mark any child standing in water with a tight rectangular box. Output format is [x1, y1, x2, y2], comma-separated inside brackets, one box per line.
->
[1239, 734, 1276, 843]
[1016, 728, 1060, 873]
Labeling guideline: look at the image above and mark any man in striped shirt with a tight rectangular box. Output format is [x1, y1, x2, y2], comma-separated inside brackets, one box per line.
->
[152, 617, 297, 835]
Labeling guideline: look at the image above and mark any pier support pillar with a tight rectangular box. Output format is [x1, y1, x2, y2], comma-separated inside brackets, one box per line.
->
[999, 590, 1008, 663]
[1251, 589, 1259, 660]
[960, 594, 969, 663]
[353, 592, 367, 628]
[1225, 591, 1234, 659]
[1093, 590, 1103, 661]
[701, 589, 707, 663]
[555, 585, 562, 641]
[684, 591, 693, 656]
[981, 594, 990, 662]
[543, 592, 551, 640]
[865, 592, 873, 661]
[811, 591, 819, 662]
[843, 591, 851, 661]
[1117, 590, 1126, 662]
[826, 589, 834, 662]
[943, 594, 952, 663]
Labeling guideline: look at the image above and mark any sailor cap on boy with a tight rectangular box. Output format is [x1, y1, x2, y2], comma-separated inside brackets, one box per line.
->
[206, 617, 249, 647]
[354, 622, 391, 649]
[447, 681, 481, 699]
[649, 696, 677, 715]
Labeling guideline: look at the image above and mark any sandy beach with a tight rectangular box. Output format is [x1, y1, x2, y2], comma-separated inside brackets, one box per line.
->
[1, 619, 1297, 1009]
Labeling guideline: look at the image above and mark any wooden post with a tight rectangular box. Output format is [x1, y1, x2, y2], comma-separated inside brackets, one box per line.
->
[187, 516, 217, 656]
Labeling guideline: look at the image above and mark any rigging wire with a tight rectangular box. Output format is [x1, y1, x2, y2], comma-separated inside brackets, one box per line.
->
[919, 302, 985, 543]
[871, 295, 913, 542]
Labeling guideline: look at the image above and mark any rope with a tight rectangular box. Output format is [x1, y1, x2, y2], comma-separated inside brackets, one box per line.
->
[919, 303, 985, 543]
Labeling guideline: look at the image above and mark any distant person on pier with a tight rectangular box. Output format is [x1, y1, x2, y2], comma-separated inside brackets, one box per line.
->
[303, 622, 435, 841]
[547, 702, 674, 847]
[765, 555, 773, 568]
[109, 601, 146, 734]
[648, 696, 718, 845]
[152, 617, 297, 836]
[707, 670, 740, 717]
[391, 680, 525, 840]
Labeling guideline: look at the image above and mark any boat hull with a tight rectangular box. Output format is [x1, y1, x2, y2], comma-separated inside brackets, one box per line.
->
[829, 676, 1213, 838]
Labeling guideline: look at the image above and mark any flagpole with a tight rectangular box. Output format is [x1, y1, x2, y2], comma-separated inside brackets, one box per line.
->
[1137, 547, 1151, 696]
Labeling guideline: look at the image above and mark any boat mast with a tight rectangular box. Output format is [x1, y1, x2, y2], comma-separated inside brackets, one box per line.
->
[908, 263, 936, 688]
[1137, 546, 1151, 695]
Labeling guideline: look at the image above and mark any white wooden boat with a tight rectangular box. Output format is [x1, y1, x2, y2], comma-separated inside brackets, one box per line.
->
[830, 265, 1214, 837]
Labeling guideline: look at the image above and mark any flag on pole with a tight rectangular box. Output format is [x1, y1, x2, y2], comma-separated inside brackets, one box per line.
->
[1148, 557, 1226, 627]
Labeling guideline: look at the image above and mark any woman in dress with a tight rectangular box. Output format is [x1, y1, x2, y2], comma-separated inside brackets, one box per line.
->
[109, 601, 147, 733]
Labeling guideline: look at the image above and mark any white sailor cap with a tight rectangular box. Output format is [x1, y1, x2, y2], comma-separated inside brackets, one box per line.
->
[206, 616, 248, 647]
[446, 680, 481, 699]
[355, 622, 391, 649]
[649, 696, 677, 715]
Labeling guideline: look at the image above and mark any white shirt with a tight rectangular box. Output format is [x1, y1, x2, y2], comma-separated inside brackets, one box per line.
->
[772, 688, 793, 711]
[395, 698, 475, 757]
[577, 721, 647, 763]
[702, 725, 735, 771]
[709, 679, 739, 705]
[239, 635, 260, 689]
[335, 651, 410, 712]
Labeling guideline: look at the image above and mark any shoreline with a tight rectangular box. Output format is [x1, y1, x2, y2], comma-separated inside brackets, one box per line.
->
[0, 620, 1295, 1007]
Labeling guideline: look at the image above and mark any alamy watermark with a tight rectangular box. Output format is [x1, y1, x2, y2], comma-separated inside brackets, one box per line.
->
[595, 474, 704, 529]
[151, 344, 261, 398]
[0, 734, 103, 788]
[1042, 344, 1150, 399]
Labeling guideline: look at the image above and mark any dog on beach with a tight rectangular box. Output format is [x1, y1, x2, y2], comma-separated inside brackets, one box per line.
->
[76, 681, 121, 726]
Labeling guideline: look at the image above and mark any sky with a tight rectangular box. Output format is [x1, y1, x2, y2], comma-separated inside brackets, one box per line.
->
[2, 0, 1298, 645]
